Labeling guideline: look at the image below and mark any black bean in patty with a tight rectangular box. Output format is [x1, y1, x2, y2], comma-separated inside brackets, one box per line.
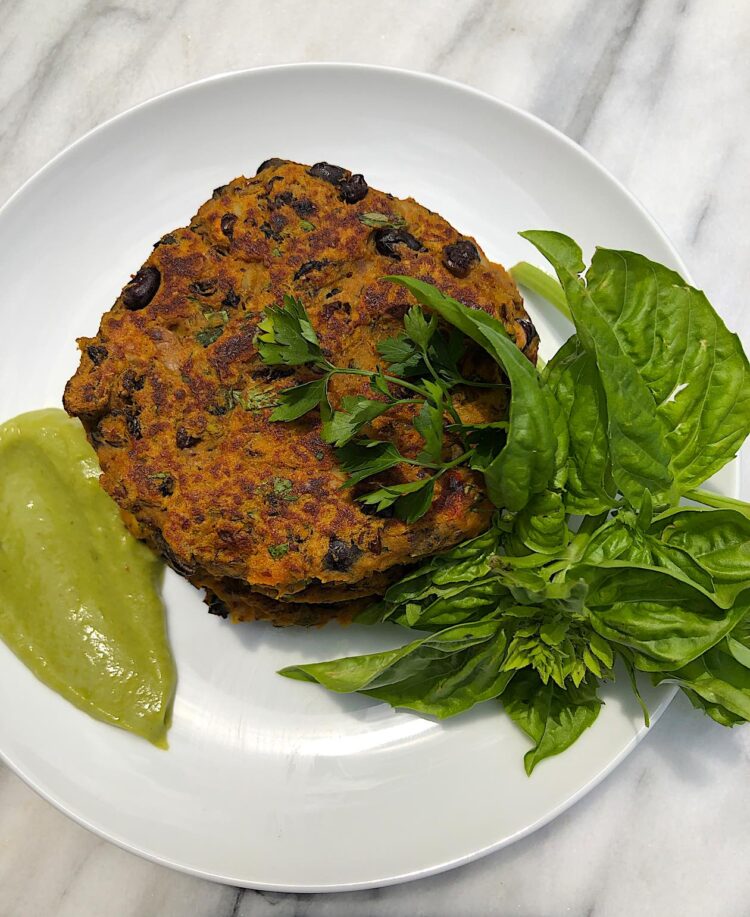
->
[176, 427, 201, 449]
[190, 279, 218, 297]
[220, 213, 237, 239]
[125, 411, 142, 439]
[222, 289, 241, 309]
[442, 240, 480, 278]
[206, 594, 230, 618]
[87, 344, 108, 366]
[123, 266, 160, 310]
[339, 174, 368, 204]
[518, 318, 538, 349]
[256, 158, 289, 174]
[308, 162, 349, 185]
[323, 536, 363, 572]
[373, 228, 426, 260]
[294, 259, 328, 280]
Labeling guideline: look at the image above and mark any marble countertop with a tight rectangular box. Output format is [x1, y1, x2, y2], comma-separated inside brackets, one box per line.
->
[1, 1, 749, 914]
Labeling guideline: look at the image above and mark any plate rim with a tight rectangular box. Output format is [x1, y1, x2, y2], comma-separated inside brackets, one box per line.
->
[0, 61, 694, 893]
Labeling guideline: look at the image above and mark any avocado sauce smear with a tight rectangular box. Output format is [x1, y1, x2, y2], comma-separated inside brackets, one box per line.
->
[0, 409, 175, 747]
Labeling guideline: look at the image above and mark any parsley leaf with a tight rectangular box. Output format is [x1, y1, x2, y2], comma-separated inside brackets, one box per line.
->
[323, 396, 393, 447]
[429, 328, 467, 385]
[256, 281, 524, 521]
[270, 379, 328, 422]
[358, 478, 436, 522]
[414, 395, 444, 463]
[335, 440, 405, 486]
[256, 295, 329, 367]
[454, 421, 508, 471]
[370, 375, 392, 397]
[403, 306, 437, 351]
[376, 334, 425, 377]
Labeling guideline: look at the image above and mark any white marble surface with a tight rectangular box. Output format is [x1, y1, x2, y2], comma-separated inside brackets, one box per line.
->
[1, 1, 750, 914]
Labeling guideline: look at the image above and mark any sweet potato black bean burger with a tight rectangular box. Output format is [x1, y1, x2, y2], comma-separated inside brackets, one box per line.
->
[64, 160, 538, 625]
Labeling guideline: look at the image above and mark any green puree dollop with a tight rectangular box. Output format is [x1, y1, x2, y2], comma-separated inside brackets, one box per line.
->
[0, 409, 176, 747]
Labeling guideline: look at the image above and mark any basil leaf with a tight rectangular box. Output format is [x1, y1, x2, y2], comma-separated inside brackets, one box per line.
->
[361, 632, 513, 717]
[388, 579, 513, 631]
[586, 247, 750, 493]
[280, 620, 501, 687]
[386, 276, 557, 512]
[545, 373, 571, 493]
[521, 231, 676, 509]
[270, 379, 326, 422]
[509, 490, 569, 555]
[492, 568, 588, 615]
[651, 507, 750, 605]
[681, 688, 746, 727]
[580, 516, 717, 599]
[506, 375, 571, 553]
[654, 636, 750, 724]
[544, 335, 616, 514]
[360, 526, 507, 629]
[502, 670, 601, 775]
[579, 564, 750, 670]
[279, 620, 513, 718]
[462, 422, 508, 472]
[617, 646, 651, 725]
[524, 231, 750, 506]
[583, 509, 750, 610]
[383, 526, 501, 599]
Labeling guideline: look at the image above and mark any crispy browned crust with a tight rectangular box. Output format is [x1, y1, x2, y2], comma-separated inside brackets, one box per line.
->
[63, 159, 537, 624]
[195, 573, 368, 627]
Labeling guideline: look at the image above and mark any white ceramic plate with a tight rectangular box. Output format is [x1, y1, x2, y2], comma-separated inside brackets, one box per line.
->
[0, 64, 740, 892]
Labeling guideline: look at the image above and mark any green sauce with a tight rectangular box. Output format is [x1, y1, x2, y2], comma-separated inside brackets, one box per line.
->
[0, 409, 176, 747]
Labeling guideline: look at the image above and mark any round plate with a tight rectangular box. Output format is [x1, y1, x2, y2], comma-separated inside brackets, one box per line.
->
[0, 64, 736, 892]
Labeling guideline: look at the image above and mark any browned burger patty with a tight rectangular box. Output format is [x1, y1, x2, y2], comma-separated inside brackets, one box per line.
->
[63, 159, 537, 625]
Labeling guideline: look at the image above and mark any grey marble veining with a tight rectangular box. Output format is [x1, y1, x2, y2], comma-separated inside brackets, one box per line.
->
[1, 1, 749, 915]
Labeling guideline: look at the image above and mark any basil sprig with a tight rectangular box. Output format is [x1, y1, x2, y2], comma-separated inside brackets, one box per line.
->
[277, 233, 750, 774]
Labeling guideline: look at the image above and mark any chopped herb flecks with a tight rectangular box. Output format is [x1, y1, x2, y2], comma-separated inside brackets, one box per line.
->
[196, 326, 225, 347]
[358, 212, 407, 230]
[268, 543, 290, 559]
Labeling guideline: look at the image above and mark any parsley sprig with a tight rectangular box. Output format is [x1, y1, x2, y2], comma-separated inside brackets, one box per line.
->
[255, 291, 508, 522]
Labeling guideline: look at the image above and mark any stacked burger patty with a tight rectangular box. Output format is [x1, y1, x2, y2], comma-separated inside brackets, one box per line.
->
[63, 160, 538, 625]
